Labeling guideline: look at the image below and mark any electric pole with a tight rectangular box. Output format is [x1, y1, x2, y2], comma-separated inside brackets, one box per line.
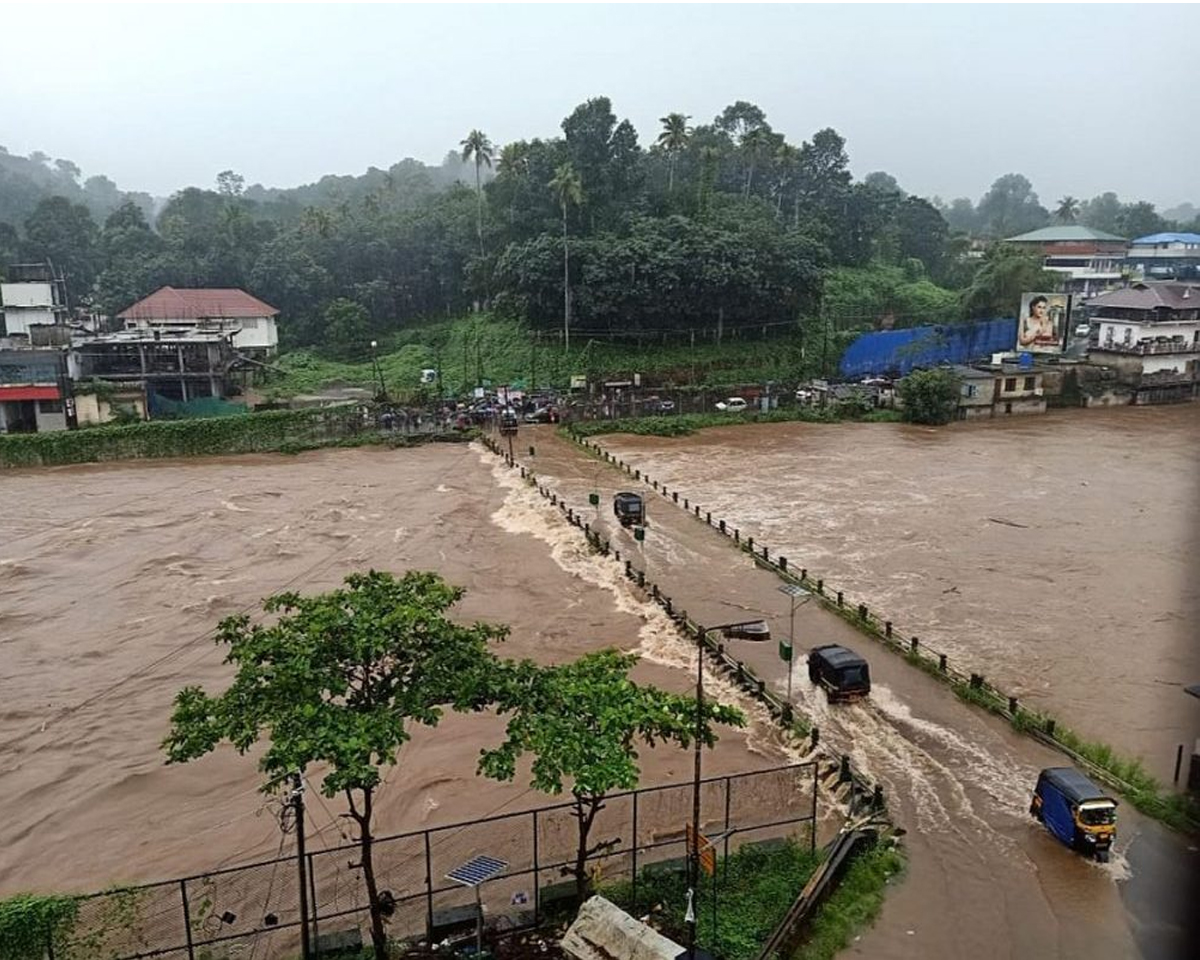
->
[292, 773, 312, 960]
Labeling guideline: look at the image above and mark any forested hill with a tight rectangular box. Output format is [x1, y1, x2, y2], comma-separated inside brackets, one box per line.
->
[2, 97, 1195, 358]
[0, 147, 156, 228]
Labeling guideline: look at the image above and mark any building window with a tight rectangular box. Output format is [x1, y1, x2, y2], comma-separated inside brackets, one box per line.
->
[965, 384, 977, 398]
[39, 400, 63, 414]
[1004, 378, 1016, 392]
[1123, 328, 1132, 345]
[1023, 376, 1036, 390]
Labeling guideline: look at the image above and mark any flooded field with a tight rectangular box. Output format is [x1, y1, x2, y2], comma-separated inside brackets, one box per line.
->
[0, 445, 798, 896]
[602, 405, 1200, 783]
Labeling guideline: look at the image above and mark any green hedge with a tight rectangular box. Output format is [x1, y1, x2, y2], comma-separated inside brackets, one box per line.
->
[0, 409, 356, 468]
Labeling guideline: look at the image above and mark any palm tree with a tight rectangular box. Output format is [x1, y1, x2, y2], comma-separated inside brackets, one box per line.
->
[548, 162, 584, 353]
[460, 129, 494, 254]
[656, 113, 691, 193]
[773, 143, 799, 218]
[696, 146, 720, 216]
[497, 142, 531, 225]
[1055, 196, 1080, 224]
[741, 128, 768, 197]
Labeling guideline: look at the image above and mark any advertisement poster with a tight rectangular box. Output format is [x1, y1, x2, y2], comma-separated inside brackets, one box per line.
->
[1016, 292, 1070, 354]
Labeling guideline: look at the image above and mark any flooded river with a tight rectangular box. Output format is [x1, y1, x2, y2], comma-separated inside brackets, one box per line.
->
[0, 446, 796, 896]
[1, 422, 1196, 959]
[602, 405, 1200, 783]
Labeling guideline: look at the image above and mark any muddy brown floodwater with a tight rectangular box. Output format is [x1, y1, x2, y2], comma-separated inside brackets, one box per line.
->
[602, 405, 1200, 783]
[0, 445, 802, 896]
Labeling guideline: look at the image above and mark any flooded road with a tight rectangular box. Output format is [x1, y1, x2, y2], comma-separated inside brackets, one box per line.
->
[600, 405, 1200, 784]
[0, 446, 797, 896]
[518, 424, 1197, 960]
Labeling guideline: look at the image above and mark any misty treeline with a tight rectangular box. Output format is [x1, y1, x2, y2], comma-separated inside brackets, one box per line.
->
[935, 174, 1197, 240]
[1, 99, 1194, 355]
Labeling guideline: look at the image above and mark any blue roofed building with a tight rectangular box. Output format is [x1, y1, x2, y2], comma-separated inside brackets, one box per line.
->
[1125, 233, 1200, 281]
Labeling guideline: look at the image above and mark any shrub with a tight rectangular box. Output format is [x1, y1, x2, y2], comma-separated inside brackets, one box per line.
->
[897, 369, 961, 425]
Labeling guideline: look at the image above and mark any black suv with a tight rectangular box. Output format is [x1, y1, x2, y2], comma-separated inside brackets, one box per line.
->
[807, 644, 870, 702]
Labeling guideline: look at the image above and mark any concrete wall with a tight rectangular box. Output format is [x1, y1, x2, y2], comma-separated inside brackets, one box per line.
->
[2, 306, 57, 336]
[75, 392, 147, 425]
[35, 400, 67, 432]
[996, 371, 1043, 399]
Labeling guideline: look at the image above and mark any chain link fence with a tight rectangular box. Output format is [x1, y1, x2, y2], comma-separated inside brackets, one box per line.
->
[46, 763, 816, 960]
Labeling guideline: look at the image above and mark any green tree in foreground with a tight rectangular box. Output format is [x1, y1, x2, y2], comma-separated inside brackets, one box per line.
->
[479, 649, 745, 902]
[897, 368, 962, 425]
[163, 571, 508, 960]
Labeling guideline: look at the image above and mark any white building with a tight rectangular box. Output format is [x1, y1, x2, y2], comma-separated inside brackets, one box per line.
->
[117, 286, 280, 353]
[1087, 281, 1200, 404]
[0, 263, 69, 338]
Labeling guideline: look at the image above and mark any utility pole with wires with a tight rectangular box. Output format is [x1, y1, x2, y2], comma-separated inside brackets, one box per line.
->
[290, 773, 312, 960]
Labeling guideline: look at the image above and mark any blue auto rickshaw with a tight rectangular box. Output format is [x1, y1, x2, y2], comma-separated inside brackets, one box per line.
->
[1030, 767, 1117, 862]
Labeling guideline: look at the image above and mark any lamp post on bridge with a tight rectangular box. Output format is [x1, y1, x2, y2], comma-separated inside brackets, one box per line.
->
[777, 584, 812, 709]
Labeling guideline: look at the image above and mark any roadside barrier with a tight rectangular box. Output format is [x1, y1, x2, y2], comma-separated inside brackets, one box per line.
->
[562, 430, 1200, 832]
[479, 433, 895, 830]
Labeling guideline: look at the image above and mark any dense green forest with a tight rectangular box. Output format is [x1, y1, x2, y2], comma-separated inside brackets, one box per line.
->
[2, 97, 1196, 366]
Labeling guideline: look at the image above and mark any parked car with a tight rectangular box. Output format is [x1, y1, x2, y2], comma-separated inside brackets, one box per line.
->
[715, 397, 748, 412]
[807, 644, 871, 702]
[1074, 323, 1091, 337]
[642, 397, 676, 414]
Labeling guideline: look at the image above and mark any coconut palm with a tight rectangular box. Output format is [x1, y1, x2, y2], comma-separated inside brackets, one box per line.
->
[497, 141, 531, 225]
[773, 143, 800, 218]
[460, 129, 494, 254]
[1055, 196, 1080, 224]
[548, 162, 584, 353]
[656, 113, 691, 193]
[741, 127, 769, 197]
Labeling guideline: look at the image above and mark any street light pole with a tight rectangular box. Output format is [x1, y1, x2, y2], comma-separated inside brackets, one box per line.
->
[777, 584, 811, 713]
[370, 340, 387, 402]
[688, 618, 770, 960]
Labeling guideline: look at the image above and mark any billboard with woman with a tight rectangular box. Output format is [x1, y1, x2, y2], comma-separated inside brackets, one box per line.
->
[1016, 293, 1070, 354]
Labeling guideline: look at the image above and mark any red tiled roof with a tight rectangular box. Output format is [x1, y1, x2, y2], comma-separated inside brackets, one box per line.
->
[117, 287, 279, 321]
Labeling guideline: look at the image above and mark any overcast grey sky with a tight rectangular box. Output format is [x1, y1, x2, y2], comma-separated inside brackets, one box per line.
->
[2, 3, 1196, 207]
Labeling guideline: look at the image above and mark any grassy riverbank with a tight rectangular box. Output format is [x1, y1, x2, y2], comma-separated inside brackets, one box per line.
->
[266, 315, 854, 400]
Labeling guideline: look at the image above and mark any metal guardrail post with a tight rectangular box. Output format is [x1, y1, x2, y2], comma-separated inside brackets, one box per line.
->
[532, 809, 541, 926]
[424, 831, 434, 942]
[180, 880, 195, 960]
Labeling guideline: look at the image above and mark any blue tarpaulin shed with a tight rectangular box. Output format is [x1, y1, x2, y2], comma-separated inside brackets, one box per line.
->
[838, 318, 1018, 378]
